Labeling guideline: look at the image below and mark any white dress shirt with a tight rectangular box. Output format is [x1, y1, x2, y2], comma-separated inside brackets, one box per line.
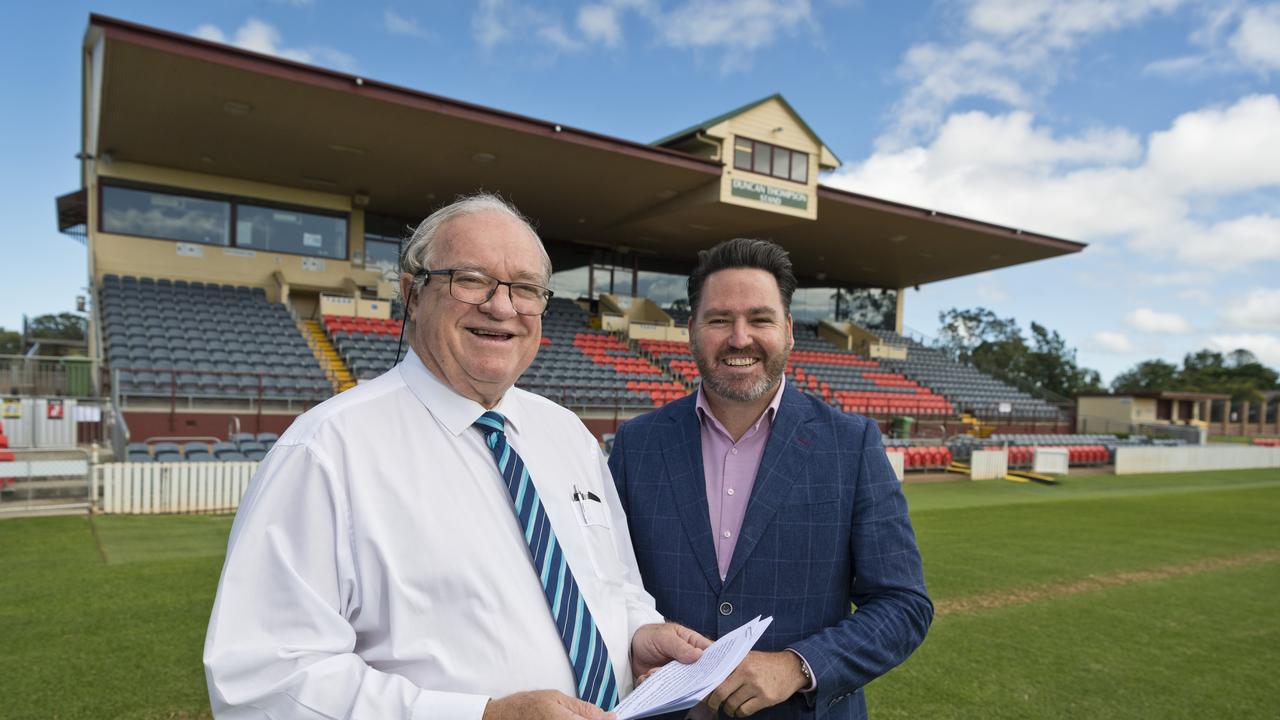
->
[204, 351, 664, 719]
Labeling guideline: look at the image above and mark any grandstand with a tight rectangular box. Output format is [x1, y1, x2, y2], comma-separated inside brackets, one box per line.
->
[53, 14, 1097, 451]
[872, 330, 1064, 420]
[101, 275, 331, 403]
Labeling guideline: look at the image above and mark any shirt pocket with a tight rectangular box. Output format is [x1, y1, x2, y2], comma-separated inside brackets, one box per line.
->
[574, 508, 628, 582]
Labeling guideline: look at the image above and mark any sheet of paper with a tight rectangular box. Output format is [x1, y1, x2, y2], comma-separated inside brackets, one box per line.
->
[614, 616, 773, 720]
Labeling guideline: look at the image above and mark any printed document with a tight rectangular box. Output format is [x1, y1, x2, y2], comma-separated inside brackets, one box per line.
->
[614, 616, 773, 720]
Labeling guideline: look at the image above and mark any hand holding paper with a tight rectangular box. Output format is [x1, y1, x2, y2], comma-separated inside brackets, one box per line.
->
[614, 616, 773, 720]
[631, 622, 711, 679]
[703, 650, 810, 717]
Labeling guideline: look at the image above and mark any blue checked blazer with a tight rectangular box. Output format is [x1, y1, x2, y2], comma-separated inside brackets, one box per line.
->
[609, 384, 932, 719]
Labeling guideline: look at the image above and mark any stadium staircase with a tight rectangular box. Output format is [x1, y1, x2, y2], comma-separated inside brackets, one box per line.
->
[303, 320, 356, 393]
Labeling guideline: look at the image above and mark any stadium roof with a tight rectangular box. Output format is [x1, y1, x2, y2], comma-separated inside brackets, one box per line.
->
[82, 14, 1085, 289]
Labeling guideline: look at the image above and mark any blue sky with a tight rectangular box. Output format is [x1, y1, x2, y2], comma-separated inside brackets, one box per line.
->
[1, 0, 1277, 383]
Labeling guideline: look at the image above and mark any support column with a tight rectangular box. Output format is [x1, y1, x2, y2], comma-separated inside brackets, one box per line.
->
[894, 288, 906, 335]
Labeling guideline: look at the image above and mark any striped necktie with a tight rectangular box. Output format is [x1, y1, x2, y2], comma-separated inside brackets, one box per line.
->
[474, 411, 619, 710]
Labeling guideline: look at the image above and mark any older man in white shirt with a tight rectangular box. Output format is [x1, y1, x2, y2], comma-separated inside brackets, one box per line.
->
[204, 194, 708, 720]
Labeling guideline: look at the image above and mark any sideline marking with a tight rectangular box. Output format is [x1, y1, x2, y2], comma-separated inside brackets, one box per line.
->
[937, 549, 1280, 616]
[88, 513, 110, 565]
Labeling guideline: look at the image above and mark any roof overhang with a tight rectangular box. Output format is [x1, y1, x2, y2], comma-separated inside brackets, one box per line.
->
[86, 14, 1085, 288]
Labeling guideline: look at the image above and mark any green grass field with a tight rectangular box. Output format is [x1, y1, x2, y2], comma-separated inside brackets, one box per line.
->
[2, 469, 1277, 719]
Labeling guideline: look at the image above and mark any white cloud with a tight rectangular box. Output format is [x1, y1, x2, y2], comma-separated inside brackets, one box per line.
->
[1146, 94, 1280, 194]
[1088, 331, 1136, 354]
[1146, 2, 1280, 78]
[1229, 3, 1280, 71]
[1176, 288, 1213, 305]
[1209, 333, 1280, 365]
[965, 0, 1186, 43]
[825, 95, 1280, 271]
[1126, 308, 1194, 334]
[473, 0, 581, 53]
[656, 0, 814, 71]
[1223, 287, 1280, 330]
[884, 0, 1187, 146]
[578, 3, 627, 47]
[1165, 214, 1280, 270]
[1134, 271, 1214, 287]
[976, 282, 1008, 303]
[385, 9, 433, 39]
[472, 0, 812, 71]
[925, 110, 1141, 170]
[473, 0, 513, 49]
[192, 19, 355, 71]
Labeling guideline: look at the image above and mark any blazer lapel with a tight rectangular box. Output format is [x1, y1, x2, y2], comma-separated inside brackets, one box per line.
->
[722, 385, 816, 589]
[660, 399, 722, 594]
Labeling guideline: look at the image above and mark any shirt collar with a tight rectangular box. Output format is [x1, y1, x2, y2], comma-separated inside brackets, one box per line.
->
[695, 376, 786, 439]
[398, 348, 525, 437]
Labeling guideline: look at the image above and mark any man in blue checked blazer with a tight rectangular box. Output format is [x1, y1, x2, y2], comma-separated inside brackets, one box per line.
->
[610, 239, 931, 719]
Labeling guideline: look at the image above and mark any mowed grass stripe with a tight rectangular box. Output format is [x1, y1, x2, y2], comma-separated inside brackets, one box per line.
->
[937, 548, 1280, 614]
[909, 481, 1280, 601]
[869, 561, 1280, 720]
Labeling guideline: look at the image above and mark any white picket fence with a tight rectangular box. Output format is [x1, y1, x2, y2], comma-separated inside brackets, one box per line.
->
[99, 461, 258, 514]
[970, 449, 1009, 480]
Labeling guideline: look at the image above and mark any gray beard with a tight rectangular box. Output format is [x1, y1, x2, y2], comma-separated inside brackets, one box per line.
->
[692, 337, 789, 403]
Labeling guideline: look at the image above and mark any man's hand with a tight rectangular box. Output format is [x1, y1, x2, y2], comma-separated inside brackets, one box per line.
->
[631, 622, 711, 679]
[704, 651, 808, 717]
[482, 690, 614, 720]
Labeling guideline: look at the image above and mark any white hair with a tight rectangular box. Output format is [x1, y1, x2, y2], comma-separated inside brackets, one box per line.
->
[399, 194, 552, 306]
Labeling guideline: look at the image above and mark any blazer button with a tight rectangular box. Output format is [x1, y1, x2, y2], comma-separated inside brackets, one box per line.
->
[719, 602, 733, 616]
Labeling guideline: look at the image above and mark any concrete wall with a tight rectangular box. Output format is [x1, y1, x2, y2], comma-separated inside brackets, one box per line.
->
[1114, 445, 1280, 475]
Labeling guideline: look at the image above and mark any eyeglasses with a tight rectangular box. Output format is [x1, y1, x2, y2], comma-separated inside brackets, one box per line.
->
[418, 269, 553, 316]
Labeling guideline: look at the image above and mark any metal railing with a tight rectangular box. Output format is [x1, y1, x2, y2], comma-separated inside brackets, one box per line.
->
[0, 355, 98, 397]
[0, 447, 93, 515]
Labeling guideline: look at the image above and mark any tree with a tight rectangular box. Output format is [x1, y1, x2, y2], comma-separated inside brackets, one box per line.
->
[1111, 359, 1180, 393]
[935, 307, 1021, 363]
[845, 288, 897, 330]
[0, 328, 20, 355]
[1110, 348, 1278, 402]
[935, 307, 1101, 400]
[26, 313, 86, 341]
[1025, 322, 1104, 398]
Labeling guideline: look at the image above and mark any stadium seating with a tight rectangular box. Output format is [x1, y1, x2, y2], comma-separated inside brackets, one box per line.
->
[324, 315, 403, 380]
[324, 299, 689, 408]
[870, 330, 1064, 420]
[637, 339, 700, 385]
[946, 433, 1187, 467]
[518, 299, 685, 408]
[120, 431, 277, 463]
[884, 444, 954, 471]
[788, 323, 953, 416]
[101, 275, 331, 401]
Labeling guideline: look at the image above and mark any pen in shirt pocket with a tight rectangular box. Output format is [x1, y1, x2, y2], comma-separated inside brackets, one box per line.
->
[572, 484, 601, 502]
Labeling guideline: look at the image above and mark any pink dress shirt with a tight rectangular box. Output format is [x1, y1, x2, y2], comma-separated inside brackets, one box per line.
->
[694, 379, 817, 695]
[695, 380, 785, 580]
